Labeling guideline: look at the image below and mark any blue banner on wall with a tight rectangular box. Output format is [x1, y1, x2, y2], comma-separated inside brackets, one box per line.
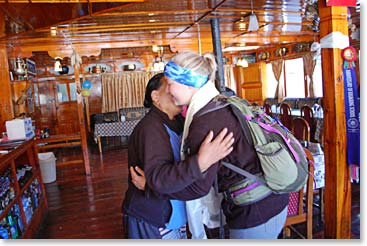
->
[342, 47, 360, 166]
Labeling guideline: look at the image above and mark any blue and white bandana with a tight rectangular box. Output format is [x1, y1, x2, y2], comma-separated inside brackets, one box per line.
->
[164, 61, 208, 88]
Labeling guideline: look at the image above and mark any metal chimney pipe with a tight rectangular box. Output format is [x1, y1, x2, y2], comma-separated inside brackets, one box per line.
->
[210, 18, 226, 94]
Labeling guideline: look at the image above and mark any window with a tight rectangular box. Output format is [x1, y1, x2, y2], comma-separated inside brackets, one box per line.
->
[56, 81, 78, 103]
[284, 58, 305, 97]
[265, 57, 323, 99]
[57, 84, 69, 102]
[69, 83, 77, 101]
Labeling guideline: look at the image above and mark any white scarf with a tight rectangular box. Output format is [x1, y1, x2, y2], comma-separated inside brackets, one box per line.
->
[180, 81, 219, 160]
[180, 82, 223, 239]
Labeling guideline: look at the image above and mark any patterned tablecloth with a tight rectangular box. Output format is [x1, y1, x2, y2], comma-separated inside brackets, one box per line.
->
[306, 142, 325, 190]
[94, 120, 140, 141]
[288, 145, 325, 216]
[314, 118, 324, 143]
[312, 153, 325, 189]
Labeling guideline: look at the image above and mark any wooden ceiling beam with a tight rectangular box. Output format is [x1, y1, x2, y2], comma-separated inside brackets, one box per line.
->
[0, 1, 141, 39]
[0, 3, 34, 30]
[8, 38, 186, 57]
[0, 0, 144, 3]
[173, 0, 229, 39]
[55, 22, 193, 32]
[228, 35, 315, 44]
[96, 9, 211, 17]
[205, 17, 312, 26]
[216, 8, 304, 15]
[8, 30, 316, 58]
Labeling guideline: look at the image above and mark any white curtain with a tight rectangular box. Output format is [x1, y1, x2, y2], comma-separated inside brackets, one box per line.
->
[224, 64, 236, 94]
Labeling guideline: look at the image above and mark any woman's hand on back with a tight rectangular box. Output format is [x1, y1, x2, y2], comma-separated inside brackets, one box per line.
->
[197, 128, 234, 172]
[130, 166, 146, 190]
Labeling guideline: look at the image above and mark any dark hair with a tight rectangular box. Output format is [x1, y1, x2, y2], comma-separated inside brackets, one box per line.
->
[143, 73, 164, 108]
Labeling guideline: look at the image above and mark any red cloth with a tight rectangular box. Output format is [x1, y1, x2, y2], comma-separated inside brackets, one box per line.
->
[326, 0, 356, 6]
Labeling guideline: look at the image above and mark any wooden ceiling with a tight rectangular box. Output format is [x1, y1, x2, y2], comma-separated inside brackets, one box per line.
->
[0, 0, 360, 57]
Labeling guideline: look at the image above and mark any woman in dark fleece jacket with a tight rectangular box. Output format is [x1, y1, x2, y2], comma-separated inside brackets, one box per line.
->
[158, 51, 290, 239]
[122, 73, 234, 239]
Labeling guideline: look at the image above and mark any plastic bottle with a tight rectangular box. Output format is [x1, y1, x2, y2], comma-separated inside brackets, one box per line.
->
[0, 225, 10, 239]
[7, 214, 19, 239]
[13, 204, 24, 234]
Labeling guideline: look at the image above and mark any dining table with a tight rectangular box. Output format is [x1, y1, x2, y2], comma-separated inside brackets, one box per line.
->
[94, 120, 140, 154]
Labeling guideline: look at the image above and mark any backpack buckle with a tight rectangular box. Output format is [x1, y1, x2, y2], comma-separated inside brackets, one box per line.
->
[223, 190, 235, 203]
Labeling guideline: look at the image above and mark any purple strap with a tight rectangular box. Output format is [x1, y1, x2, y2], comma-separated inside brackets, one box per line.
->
[231, 181, 261, 198]
[258, 113, 267, 118]
[244, 115, 252, 121]
[257, 121, 301, 163]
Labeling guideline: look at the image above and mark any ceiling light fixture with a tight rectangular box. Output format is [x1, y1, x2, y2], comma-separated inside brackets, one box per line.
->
[50, 26, 57, 36]
[236, 17, 247, 31]
[152, 45, 163, 56]
[248, 0, 259, 32]
[152, 45, 159, 52]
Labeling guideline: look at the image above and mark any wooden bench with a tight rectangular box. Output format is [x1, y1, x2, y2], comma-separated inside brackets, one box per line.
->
[35, 134, 83, 167]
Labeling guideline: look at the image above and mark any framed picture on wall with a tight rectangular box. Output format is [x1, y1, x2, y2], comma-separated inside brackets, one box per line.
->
[26, 59, 37, 75]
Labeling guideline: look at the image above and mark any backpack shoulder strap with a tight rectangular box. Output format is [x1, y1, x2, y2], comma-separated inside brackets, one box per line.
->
[195, 95, 231, 118]
[196, 96, 267, 182]
[195, 95, 254, 147]
[221, 161, 266, 185]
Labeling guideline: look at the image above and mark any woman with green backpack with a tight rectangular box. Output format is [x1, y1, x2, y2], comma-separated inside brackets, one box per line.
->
[162, 51, 289, 239]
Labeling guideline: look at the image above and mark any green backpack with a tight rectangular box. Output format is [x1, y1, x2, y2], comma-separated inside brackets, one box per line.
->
[200, 95, 309, 206]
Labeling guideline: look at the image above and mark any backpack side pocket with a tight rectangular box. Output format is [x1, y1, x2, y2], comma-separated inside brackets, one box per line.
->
[255, 141, 298, 192]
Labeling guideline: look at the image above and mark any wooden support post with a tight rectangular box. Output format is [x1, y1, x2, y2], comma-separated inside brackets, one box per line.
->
[0, 12, 14, 132]
[318, 1, 351, 239]
[74, 64, 91, 176]
[85, 96, 91, 133]
[97, 136, 102, 154]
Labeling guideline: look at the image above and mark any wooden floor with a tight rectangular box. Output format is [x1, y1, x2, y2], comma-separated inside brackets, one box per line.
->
[37, 137, 360, 239]
[37, 139, 128, 239]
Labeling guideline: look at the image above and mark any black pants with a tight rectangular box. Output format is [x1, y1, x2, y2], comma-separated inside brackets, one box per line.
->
[123, 214, 162, 239]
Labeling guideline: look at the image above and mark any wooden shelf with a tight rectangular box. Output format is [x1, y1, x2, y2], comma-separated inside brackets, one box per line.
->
[0, 139, 48, 239]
